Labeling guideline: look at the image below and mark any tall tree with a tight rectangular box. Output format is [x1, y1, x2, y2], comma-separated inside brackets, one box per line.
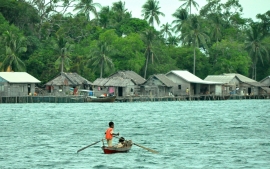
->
[160, 22, 172, 40]
[89, 41, 115, 78]
[112, 1, 129, 23]
[209, 13, 223, 44]
[180, 15, 210, 75]
[141, 0, 165, 27]
[0, 31, 27, 72]
[167, 36, 180, 46]
[73, 0, 101, 21]
[141, 29, 157, 78]
[179, 0, 199, 15]
[98, 6, 112, 29]
[245, 24, 269, 80]
[172, 8, 188, 33]
[53, 36, 74, 73]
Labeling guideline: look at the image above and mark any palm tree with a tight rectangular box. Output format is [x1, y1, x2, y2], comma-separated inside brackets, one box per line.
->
[141, 0, 165, 27]
[141, 29, 157, 78]
[53, 36, 74, 73]
[180, 16, 210, 75]
[98, 6, 111, 29]
[209, 14, 223, 44]
[172, 8, 189, 33]
[73, 0, 101, 21]
[0, 31, 27, 72]
[167, 36, 180, 46]
[160, 22, 172, 40]
[112, 1, 129, 22]
[245, 24, 269, 80]
[179, 0, 199, 15]
[89, 41, 115, 78]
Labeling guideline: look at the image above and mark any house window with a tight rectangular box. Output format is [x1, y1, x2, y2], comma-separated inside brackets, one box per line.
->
[21, 85, 24, 92]
[0, 84, 3, 91]
[178, 85, 181, 89]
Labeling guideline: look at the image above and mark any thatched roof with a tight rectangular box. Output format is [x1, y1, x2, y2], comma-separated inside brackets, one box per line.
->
[93, 77, 135, 87]
[92, 78, 110, 86]
[45, 72, 92, 86]
[104, 77, 134, 87]
[109, 70, 146, 85]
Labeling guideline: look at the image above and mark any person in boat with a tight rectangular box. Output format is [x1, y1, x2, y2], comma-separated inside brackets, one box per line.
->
[105, 121, 119, 147]
[115, 137, 125, 148]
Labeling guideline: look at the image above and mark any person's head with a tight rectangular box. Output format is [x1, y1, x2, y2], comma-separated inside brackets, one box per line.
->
[119, 137, 125, 143]
[109, 121, 114, 128]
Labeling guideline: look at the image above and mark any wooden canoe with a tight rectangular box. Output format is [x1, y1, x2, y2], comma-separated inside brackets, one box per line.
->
[101, 145, 132, 154]
[86, 96, 116, 102]
[102, 140, 133, 154]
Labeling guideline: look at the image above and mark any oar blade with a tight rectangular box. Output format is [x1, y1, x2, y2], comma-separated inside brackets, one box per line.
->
[133, 143, 158, 154]
[77, 140, 101, 153]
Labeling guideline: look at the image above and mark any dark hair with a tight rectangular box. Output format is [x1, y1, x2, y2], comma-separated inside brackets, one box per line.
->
[119, 137, 125, 142]
[109, 121, 114, 127]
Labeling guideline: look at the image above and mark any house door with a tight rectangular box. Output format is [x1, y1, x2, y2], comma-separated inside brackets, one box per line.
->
[248, 88, 251, 95]
[28, 84, 31, 95]
[118, 87, 123, 96]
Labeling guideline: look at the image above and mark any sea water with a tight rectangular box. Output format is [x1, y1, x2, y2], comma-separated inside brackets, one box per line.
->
[0, 100, 269, 169]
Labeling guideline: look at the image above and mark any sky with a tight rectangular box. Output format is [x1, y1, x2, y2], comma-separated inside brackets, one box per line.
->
[91, 0, 270, 28]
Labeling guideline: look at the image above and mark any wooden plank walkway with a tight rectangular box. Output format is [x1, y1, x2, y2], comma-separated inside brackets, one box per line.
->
[0, 94, 269, 103]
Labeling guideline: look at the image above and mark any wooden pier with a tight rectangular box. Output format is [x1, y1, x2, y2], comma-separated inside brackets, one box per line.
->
[0, 94, 268, 104]
[0, 96, 85, 104]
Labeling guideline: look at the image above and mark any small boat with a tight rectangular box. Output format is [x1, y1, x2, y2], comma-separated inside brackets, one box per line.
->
[86, 95, 116, 102]
[78, 89, 116, 102]
[102, 140, 133, 154]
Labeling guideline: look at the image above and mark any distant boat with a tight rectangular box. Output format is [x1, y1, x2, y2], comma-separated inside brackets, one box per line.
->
[78, 89, 116, 103]
[86, 95, 116, 102]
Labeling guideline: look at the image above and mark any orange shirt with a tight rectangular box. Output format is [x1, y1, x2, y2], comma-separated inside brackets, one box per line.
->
[105, 127, 113, 140]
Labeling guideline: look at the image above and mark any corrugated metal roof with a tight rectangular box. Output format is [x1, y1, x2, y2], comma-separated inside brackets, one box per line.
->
[46, 72, 92, 86]
[167, 70, 223, 84]
[260, 76, 270, 83]
[0, 72, 40, 83]
[152, 74, 176, 87]
[204, 75, 235, 83]
[109, 70, 146, 85]
[223, 73, 256, 83]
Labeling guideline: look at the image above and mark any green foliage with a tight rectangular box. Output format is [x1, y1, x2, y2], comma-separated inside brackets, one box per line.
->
[120, 18, 150, 35]
[209, 40, 251, 76]
[0, 0, 267, 84]
[141, 0, 165, 27]
[112, 33, 145, 73]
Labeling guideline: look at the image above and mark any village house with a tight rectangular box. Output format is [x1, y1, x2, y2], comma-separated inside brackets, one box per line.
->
[166, 70, 224, 96]
[45, 72, 92, 96]
[260, 76, 270, 88]
[205, 73, 269, 96]
[92, 70, 146, 97]
[141, 74, 177, 97]
[0, 72, 40, 97]
[92, 76, 137, 97]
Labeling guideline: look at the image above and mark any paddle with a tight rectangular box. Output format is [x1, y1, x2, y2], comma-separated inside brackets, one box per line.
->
[133, 143, 158, 154]
[77, 140, 102, 153]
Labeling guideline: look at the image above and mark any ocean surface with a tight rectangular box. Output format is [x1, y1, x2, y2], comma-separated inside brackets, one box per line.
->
[0, 100, 269, 169]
